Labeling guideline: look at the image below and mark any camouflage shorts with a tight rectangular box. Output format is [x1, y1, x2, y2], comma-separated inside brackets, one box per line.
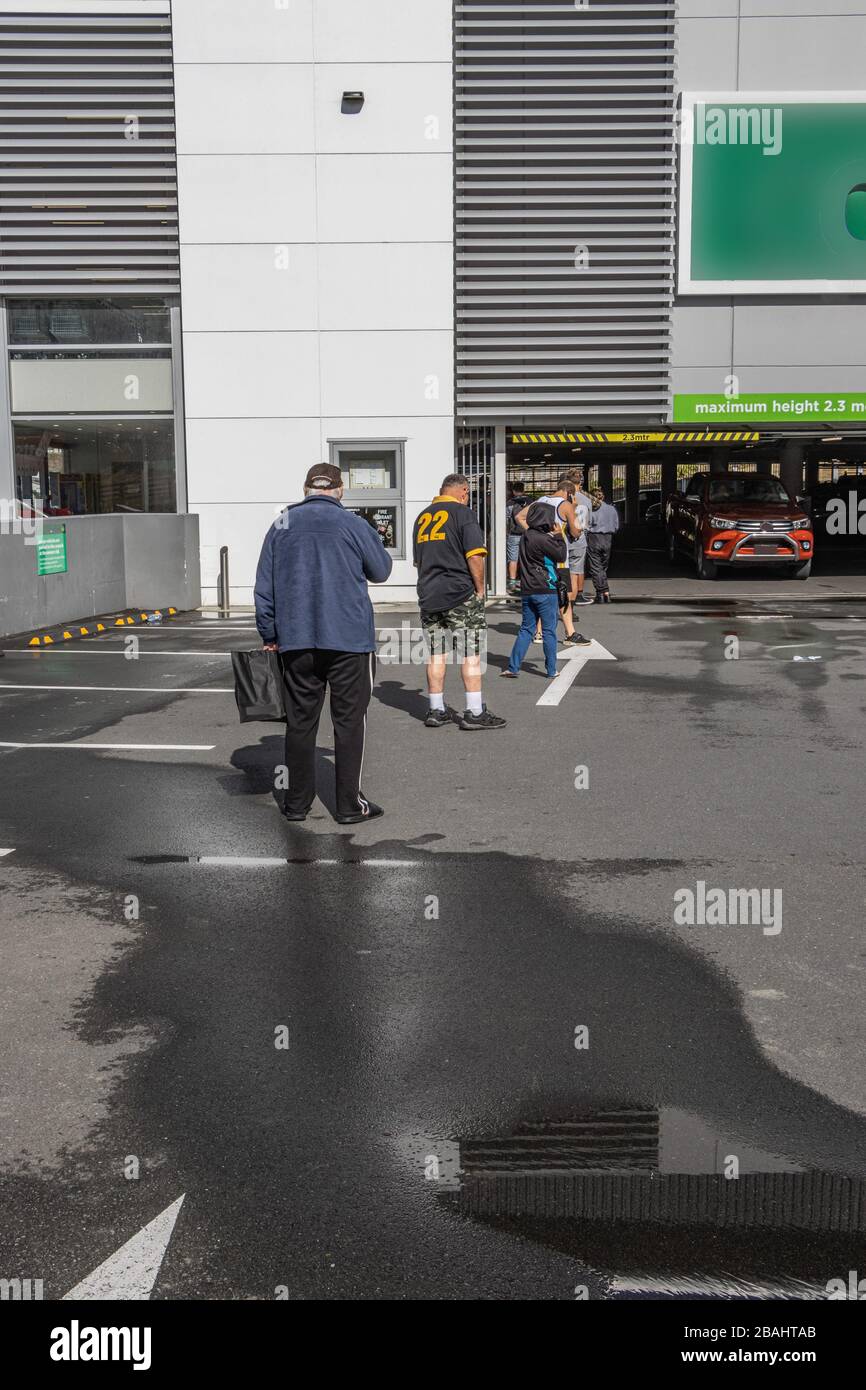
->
[421, 593, 487, 658]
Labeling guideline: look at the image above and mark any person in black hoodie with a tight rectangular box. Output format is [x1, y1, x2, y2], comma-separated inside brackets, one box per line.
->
[501, 503, 590, 679]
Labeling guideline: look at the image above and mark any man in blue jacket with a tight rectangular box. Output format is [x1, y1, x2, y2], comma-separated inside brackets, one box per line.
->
[254, 462, 393, 824]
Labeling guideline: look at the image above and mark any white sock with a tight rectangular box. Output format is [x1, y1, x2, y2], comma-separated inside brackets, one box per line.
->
[465, 691, 483, 716]
[428, 692, 445, 711]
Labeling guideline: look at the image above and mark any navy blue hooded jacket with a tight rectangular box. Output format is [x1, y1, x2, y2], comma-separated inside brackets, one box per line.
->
[254, 494, 393, 653]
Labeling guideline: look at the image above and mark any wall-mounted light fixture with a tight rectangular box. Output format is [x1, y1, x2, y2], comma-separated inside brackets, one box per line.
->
[341, 91, 365, 114]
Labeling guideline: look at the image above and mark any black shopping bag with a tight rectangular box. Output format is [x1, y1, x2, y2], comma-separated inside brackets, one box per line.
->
[231, 649, 287, 723]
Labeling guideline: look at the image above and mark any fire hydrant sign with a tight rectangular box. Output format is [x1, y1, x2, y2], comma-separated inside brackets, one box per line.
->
[36, 525, 68, 576]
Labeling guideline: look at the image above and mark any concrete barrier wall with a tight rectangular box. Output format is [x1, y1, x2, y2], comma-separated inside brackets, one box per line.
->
[0, 513, 201, 638]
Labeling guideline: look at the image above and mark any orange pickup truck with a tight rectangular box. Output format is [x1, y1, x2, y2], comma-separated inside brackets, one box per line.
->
[666, 472, 813, 580]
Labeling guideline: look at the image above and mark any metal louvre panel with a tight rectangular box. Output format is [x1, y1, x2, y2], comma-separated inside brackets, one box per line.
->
[455, 0, 677, 423]
[0, 8, 178, 294]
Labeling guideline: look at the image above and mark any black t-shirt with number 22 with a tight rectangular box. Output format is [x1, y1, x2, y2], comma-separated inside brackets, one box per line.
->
[413, 497, 487, 616]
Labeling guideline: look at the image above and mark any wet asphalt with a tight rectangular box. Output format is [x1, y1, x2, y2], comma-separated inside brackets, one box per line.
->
[1, 595, 866, 1300]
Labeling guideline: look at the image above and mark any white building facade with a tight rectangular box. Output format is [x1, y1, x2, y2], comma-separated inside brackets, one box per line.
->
[173, 0, 454, 605]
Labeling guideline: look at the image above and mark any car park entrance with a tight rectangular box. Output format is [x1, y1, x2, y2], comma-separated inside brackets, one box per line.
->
[495, 428, 866, 591]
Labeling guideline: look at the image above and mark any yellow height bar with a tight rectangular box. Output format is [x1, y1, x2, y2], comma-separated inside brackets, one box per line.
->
[510, 431, 760, 445]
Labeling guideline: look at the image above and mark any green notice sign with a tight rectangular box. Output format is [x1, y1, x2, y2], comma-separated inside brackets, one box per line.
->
[673, 392, 866, 424]
[36, 525, 68, 576]
[679, 94, 866, 292]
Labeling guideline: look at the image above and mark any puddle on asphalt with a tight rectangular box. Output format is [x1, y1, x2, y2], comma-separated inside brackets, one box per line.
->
[439, 1106, 865, 1299]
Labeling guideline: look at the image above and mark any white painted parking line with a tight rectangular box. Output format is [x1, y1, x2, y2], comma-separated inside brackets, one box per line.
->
[537, 639, 617, 707]
[3, 649, 231, 657]
[0, 741, 215, 751]
[63, 1194, 185, 1301]
[0, 683, 234, 693]
[197, 856, 422, 867]
[0, 848, 15, 857]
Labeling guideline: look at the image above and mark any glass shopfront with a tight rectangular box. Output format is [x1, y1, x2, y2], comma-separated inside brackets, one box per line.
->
[4, 296, 180, 517]
[14, 420, 176, 516]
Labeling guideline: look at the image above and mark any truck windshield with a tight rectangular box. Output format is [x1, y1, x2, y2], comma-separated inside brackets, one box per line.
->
[707, 477, 789, 504]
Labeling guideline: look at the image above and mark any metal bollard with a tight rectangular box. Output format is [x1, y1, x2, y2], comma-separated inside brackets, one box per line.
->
[218, 546, 230, 617]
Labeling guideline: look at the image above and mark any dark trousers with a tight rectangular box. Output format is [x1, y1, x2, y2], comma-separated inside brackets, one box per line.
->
[280, 649, 375, 817]
[587, 532, 613, 594]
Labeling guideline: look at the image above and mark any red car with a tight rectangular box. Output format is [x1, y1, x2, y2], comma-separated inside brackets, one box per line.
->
[666, 472, 813, 580]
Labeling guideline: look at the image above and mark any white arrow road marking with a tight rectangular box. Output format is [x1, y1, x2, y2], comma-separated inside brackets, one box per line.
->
[63, 1195, 185, 1301]
[0, 848, 15, 857]
[536, 639, 617, 707]
[0, 742, 216, 751]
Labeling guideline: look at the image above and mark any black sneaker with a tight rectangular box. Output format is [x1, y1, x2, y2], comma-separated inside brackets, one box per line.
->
[335, 800, 384, 826]
[424, 705, 459, 728]
[573, 593, 594, 605]
[562, 633, 592, 647]
[499, 670, 518, 679]
[459, 706, 507, 730]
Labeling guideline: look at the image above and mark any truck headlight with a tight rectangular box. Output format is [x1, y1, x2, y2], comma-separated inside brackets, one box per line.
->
[709, 516, 736, 530]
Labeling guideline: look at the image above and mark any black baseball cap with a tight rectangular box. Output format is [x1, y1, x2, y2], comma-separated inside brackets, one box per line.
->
[304, 463, 343, 490]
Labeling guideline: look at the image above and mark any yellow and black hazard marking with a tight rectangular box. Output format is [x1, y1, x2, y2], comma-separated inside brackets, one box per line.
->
[511, 430, 760, 445]
[24, 607, 179, 647]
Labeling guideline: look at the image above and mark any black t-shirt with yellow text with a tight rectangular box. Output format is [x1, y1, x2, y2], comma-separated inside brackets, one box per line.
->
[412, 495, 487, 616]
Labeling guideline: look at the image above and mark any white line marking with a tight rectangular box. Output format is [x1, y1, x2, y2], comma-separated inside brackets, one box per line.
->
[197, 856, 422, 867]
[63, 1194, 185, 1301]
[199, 856, 294, 867]
[138, 624, 258, 631]
[536, 639, 617, 707]
[0, 848, 15, 857]
[3, 649, 231, 657]
[0, 683, 234, 693]
[0, 741, 215, 751]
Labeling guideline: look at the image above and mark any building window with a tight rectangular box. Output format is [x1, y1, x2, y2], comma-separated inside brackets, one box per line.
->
[330, 439, 405, 557]
[7, 297, 171, 346]
[4, 297, 180, 517]
[14, 420, 176, 516]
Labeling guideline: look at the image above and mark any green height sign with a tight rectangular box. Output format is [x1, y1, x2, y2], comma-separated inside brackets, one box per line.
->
[673, 392, 866, 424]
[36, 525, 68, 576]
[678, 93, 866, 293]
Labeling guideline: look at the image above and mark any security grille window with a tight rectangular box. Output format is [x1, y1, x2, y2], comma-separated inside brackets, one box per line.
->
[0, 4, 179, 294]
[455, 0, 677, 424]
[329, 440, 406, 558]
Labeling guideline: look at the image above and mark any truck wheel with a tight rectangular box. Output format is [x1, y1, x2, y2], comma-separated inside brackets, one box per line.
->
[790, 559, 812, 580]
[695, 539, 717, 580]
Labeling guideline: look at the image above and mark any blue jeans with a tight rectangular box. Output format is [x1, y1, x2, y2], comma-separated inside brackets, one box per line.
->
[508, 593, 560, 676]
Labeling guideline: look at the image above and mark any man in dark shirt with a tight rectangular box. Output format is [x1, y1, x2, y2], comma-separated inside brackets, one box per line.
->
[255, 462, 392, 824]
[502, 502, 590, 679]
[412, 472, 506, 730]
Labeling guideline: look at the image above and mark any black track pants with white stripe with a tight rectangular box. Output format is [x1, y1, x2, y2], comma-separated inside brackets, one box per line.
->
[279, 649, 375, 818]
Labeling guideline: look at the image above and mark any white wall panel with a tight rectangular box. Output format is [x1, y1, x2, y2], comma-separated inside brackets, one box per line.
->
[317, 154, 453, 242]
[180, 245, 319, 332]
[675, 18, 739, 88]
[177, 156, 317, 243]
[186, 418, 323, 506]
[672, 305, 733, 368]
[183, 332, 320, 419]
[171, 0, 314, 63]
[313, 0, 452, 64]
[318, 244, 452, 331]
[174, 65, 315, 154]
[739, 17, 866, 87]
[314, 64, 453, 154]
[319, 331, 453, 417]
[734, 305, 866, 368]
